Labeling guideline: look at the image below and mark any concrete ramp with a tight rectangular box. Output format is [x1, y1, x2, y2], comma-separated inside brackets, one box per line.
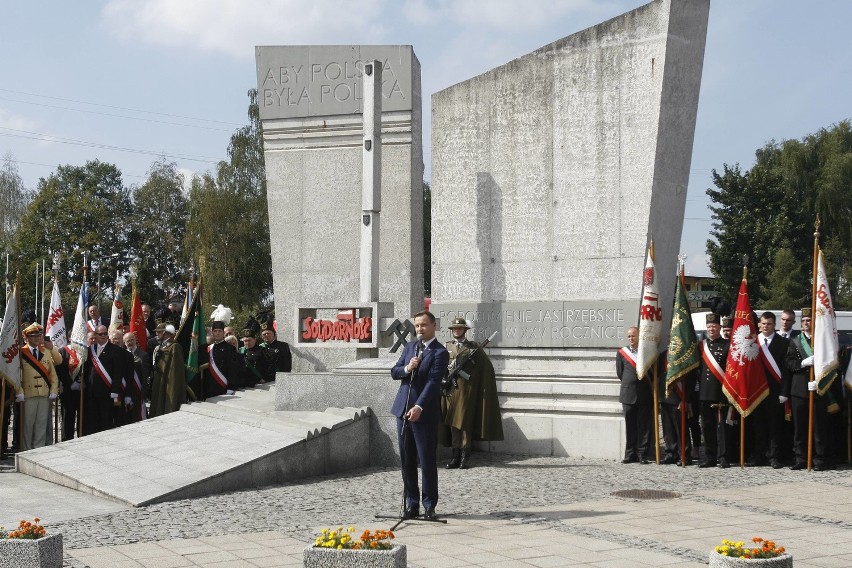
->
[15, 385, 371, 506]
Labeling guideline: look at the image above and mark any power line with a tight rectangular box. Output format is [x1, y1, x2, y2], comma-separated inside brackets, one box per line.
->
[0, 126, 222, 164]
[0, 96, 234, 132]
[0, 87, 243, 127]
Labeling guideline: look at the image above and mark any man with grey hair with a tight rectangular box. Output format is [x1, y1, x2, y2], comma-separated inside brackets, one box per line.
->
[83, 324, 125, 434]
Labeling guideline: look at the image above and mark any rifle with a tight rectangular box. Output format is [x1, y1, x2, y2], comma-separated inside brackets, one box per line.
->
[442, 331, 498, 395]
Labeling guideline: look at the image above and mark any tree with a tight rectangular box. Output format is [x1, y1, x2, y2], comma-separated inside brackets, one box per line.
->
[762, 248, 806, 309]
[13, 160, 131, 312]
[706, 120, 852, 308]
[129, 158, 190, 307]
[0, 153, 30, 254]
[185, 89, 272, 313]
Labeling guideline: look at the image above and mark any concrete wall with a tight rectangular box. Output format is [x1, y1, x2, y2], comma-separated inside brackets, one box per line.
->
[257, 46, 423, 372]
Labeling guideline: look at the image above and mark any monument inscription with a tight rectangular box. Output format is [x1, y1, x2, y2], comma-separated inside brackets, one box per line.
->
[256, 46, 413, 119]
[431, 301, 638, 348]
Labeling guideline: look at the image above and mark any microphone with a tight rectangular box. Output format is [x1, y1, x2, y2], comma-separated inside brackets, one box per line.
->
[415, 333, 424, 357]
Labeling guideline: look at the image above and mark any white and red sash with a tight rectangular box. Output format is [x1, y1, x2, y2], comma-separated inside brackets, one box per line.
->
[89, 345, 113, 389]
[618, 347, 636, 368]
[208, 344, 228, 388]
[701, 340, 726, 384]
[759, 338, 783, 384]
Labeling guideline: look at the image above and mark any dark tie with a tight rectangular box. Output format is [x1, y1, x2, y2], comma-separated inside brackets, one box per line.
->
[33, 348, 39, 359]
[765, 338, 769, 346]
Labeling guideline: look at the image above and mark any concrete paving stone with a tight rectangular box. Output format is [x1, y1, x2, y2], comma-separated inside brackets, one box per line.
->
[182, 550, 242, 564]
[524, 554, 576, 567]
[246, 556, 300, 568]
[197, 561, 261, 568]
[136, 556, 195, 568]
[478, 561, 541, 568]
[109, 542, 175, 560]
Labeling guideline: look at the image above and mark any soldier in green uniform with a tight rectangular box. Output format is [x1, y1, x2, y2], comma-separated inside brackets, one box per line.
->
[440, 318, 503, 469]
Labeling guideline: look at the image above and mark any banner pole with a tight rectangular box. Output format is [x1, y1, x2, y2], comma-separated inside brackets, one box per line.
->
[808, 220, 820, 471]
[653, 364, 660, 464]
[740, 411, 746, 469]
[680, 384, 686, 466]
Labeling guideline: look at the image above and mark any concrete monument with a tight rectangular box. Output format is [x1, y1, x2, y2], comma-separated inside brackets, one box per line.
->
[256, 46, 423, 372]
[431, 0, 709, 457]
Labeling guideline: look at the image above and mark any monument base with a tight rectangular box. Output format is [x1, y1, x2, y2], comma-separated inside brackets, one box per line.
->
[276, 348, 625, 461]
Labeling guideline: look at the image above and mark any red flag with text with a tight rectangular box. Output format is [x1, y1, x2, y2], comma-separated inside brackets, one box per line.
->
[722, 278, 768, 417]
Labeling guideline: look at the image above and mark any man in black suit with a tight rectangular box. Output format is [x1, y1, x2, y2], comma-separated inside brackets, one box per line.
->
[203, 321, 239, 397]
[750, 311, 790, 468]
[87, 305, 109, 332]
[390, 311, 448, 521]
[615, 326, 653, 464]
[83, 325, 126, 435]
[783, 308, 829, 470]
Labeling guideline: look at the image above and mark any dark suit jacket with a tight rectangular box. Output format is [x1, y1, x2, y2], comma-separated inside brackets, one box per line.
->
[759, 332, 790, 396]
[84, 342, 126, 399]
[615, 349, 653, 406]
[698, 337, 729, 402]
[391, 338, 449, 423]
[784, 333, 812, 399]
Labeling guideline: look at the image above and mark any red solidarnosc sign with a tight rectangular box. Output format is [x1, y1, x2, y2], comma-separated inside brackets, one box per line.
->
[302, 311, 373, 343]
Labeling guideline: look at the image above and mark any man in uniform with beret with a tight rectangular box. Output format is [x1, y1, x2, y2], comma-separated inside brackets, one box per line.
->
[16, 323, 59, 450]
[440, 318, 502, 469]
[698, 313, 730, 468]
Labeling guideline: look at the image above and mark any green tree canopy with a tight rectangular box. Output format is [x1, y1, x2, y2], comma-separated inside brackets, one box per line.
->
[707, 120, 852, 309]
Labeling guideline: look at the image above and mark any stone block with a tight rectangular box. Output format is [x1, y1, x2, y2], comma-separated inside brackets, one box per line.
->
[0, 533, 63, 568]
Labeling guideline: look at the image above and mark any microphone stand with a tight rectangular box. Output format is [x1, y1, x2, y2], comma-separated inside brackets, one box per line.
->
[376, 338, 447, 530]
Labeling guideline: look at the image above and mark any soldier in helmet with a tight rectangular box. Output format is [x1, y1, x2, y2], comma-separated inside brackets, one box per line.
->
[439, 318, 503, 469]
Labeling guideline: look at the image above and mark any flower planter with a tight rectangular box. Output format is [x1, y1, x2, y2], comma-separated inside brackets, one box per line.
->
[303, 543, 406, 568]
[0, 533, 63, 568]
[709, 551, 793, 568]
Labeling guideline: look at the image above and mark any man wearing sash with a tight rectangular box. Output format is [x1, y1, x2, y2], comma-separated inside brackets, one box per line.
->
[204, 321, 239, 397]
[783, 308, 828, 470]
[615, 327, 653, 464]
[698, 313, 730, 468]
[749, 312, 790, 468]
[83, 324, 125, 434]
[16, 323, 59, 450]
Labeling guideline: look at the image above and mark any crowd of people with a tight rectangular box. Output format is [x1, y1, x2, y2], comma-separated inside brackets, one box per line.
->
[1, 302, 292, 453]
[617, 310, 850, 470]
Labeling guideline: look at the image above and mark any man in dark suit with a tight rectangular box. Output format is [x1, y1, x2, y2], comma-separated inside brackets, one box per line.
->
[83, 325, 126, 435]
[86, 305, 110, 332]
[783, 308, 829, 470]
[750, 311, 790, 467]
[615, 326, 653, 464]
[390, 311, 448, 521]
[202, 321, 239, 398]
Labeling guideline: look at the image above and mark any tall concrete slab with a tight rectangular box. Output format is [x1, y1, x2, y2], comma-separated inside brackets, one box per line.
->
[256, 46, 423, 371]
[431, 0, 709, 458]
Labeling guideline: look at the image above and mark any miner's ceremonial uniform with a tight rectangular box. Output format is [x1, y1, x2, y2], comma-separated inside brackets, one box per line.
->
[204, 340, 239, 397]
[17, 324, 59, 450]
[698, 316, 731, 467]
[262, 340, 292, 374]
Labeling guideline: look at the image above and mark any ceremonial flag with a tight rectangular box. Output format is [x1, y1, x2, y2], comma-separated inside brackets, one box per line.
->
[176, 278, 203, 384]
[46, 279, 67, 349]
[845, 352, 852, 393]
[636, 243, 662, 380]
[68, 282, 90, 379]
[813, 250, 839, 396]
[181, 280, 193, 327]
[109, 283, 125, 331]
[0, 282, 21, 389]
[129, 284, 147, 354]
[722, 277, 767, 416]
[665, 269, 699, 396]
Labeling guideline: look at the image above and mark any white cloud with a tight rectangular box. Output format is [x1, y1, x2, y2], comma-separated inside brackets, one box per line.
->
[403, 0, 604, 32]
[0, 108, 38, 133]
[101, 0, 389, 59]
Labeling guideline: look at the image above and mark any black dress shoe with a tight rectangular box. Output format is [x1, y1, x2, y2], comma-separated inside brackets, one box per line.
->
[718, 459, 730, 469]
[813, 463, 825, 471]
[639, 458, 650, 465]
[621, 457, 638, 464]
[402, 507, 420, 520]
[676, 458, 693, 466]
[423, 507, 438, 521]
[744, 460, 767, 467]
[790, 463, 805, 471]
[698, 460, 717, 468]
[661, 455, 678, 465]
[771, 461, 783, 469]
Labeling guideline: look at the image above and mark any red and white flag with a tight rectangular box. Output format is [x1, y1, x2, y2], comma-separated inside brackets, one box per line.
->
[46, 279, 67, 349]
[0, 282, 21, 389]
[68, 282, 90, 380]
[814, 250, 839, 395]
[636, 243, 662, 380]
[110, 283, 125, 331]
[722, 277, 767, 416]
[129, 284, 147, 354]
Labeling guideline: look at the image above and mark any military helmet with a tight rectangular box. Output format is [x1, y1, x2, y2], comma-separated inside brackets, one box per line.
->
[447, 317, 471, 329]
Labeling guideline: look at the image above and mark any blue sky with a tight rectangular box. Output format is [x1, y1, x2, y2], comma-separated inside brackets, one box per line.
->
[1, 0, 850, 276]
